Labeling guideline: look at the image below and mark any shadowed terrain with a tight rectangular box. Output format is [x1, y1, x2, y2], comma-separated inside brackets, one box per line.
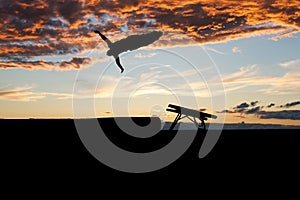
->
[2, 118, 300, 182]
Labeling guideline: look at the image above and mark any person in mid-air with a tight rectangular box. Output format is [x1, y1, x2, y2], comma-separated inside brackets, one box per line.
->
[94, 30, 163, 73]
[94, 30, 124, 73]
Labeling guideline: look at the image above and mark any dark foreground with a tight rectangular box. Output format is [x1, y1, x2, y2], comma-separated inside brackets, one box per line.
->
[2, 119, 300, 182]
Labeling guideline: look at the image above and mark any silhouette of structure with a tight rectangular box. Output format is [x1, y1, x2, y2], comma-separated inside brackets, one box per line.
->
[166, 104, 217, 130]
[95, 30, 163, 73]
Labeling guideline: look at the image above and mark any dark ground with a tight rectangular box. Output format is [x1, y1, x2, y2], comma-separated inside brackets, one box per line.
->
[2, 118, 300, 188]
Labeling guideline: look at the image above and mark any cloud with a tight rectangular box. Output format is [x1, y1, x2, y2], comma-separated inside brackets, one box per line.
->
[1, 0, 300, 70]
[74, 67, 202, 99]
[134, 52, 157, 58]
[267, 103, 275, 108]
[236, 102, 250, 109]
[41, 92, 73, 100]
[187, 59, 300, 97]
[234, 115, 246, 119]
[0, 57, 102, 70]
[259, 110, 300, 120]
[219, 64, 300, 95]
[231, 102, 266, 115]
[205, 46, 225, 55]
[221, 101, 262, 116]
[280, 101, 300, 108]
[187, 60, 300, 98]
[59, 57, 94, 70]
[0, 85, 45, 101]
[245, 106, 262, 114]
[217, 110, 237, 114]
[232, 47, 241, 53]
[279, 59, 300, 69]
[0, 85, 74, 102]
[220, 100, 300, 120]
[250, 101, 259, 107]
[222, 65, 259, 83]
[270, 28, 299, 41]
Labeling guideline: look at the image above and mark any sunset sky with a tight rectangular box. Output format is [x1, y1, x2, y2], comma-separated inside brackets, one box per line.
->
[0, 0, 300, 125]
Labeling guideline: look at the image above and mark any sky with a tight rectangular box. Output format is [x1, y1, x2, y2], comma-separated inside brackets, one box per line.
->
[0, 0, 300, 125]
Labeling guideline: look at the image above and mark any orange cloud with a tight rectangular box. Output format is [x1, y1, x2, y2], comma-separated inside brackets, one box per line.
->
[0, 0, 299, 70]
[0, 57, 103, 71]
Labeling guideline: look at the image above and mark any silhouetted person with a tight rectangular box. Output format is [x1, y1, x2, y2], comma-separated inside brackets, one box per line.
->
[94, 30, 163, 73]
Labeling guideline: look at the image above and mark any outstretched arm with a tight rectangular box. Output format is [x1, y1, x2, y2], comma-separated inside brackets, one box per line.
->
[94, 30, 113, 46]
[115, 57, 124, 73]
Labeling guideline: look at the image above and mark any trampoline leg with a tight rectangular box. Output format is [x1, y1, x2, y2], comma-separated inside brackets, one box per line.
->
[169, 113, 181, 131]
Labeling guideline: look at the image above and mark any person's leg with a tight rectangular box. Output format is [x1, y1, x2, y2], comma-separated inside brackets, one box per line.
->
[94, 30, 113, 47]
[94, 30, 108, 40]
[115, 57, 124, 73]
